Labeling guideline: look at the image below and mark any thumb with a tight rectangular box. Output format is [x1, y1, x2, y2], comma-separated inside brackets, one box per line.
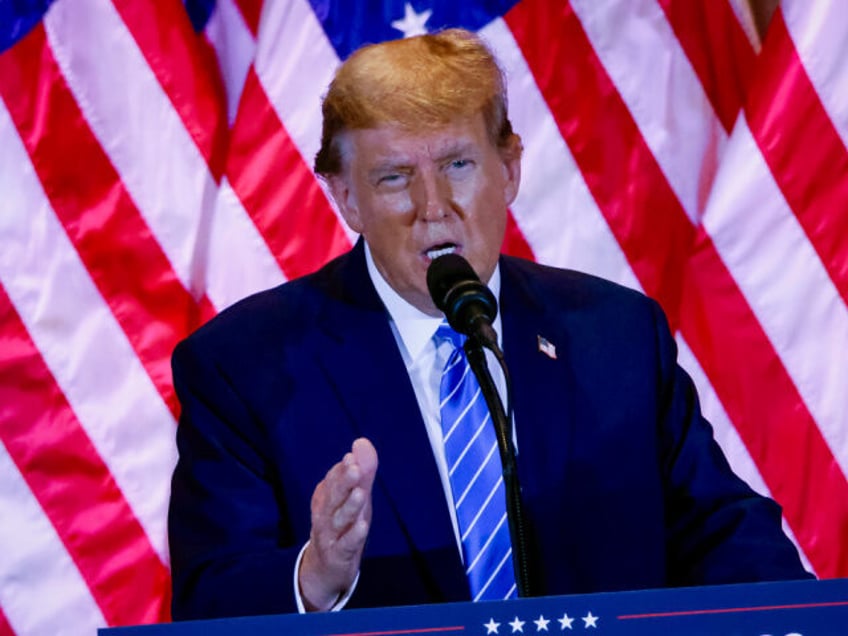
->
[352, 437, 378, 491]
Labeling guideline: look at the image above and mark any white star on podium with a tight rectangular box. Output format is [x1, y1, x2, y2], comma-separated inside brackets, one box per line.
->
[509, 615, 526, 633]
[534, 614, 550, 631]
[557, 613, 574, 630]
[582, 611, 599, 628]
[390, 3, 432, 38]
[484, 617, 501, 634]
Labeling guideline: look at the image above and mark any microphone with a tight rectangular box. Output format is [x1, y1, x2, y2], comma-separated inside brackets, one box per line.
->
[426, 253, 498, 346]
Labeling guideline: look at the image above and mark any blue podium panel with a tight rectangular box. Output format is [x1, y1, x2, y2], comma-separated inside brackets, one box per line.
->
[101, 578, 848, 636]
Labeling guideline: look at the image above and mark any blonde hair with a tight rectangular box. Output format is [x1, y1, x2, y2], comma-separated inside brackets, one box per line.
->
[314, 28, 515, 176]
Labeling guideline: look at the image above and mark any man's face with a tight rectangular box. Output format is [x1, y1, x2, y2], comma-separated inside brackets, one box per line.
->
[328, 113, 522, 316]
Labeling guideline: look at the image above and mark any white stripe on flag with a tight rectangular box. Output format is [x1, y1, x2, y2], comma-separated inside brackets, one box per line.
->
[0, 99, 176, 563]
[572, 0, 727, 224]
[482, 19, 642, 290]
[205, 0, 258, 123]
[206, 177, 287, 310]
[703, 116, 848, 481]
[44, 0, 218, 297]
[0, 442, 105, 636]
[254, 0, 357, 242]
[782, 0, 848, 149]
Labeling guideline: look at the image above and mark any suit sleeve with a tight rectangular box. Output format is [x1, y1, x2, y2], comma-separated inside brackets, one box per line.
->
[168, 335, 301, 620]
[650, 300, 812, 585]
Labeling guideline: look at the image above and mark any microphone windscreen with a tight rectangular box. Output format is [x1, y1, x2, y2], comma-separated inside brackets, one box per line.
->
[427, 254, 497, 335]
[426, 253, 480, 313]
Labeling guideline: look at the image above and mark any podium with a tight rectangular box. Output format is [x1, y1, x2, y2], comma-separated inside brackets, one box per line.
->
[101, 578, 848, 635]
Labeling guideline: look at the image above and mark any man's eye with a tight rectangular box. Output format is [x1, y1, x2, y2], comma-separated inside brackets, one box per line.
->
[446, 159, 473, 175]
[377, 173, 407, 187]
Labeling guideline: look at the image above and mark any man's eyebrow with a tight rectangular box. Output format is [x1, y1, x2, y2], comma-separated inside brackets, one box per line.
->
[367, 159, 412, 177]
[365, 140, 478, 177]
[435, 141, 476, 163]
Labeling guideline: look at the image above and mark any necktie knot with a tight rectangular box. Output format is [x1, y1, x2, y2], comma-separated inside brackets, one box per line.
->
[435, 320, 465, 351]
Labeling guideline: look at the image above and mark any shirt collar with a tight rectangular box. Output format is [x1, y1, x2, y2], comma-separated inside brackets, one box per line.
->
[364, 242, 502, 361]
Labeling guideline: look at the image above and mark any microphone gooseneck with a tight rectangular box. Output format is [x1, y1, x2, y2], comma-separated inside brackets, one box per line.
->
[426, 253, 533, 598]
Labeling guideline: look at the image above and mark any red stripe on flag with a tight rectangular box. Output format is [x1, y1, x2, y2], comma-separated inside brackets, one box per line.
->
[657, 0, 756, 133]
[0, 606, 14, 636]
[0, 284, 171, 626]
[0, 24, 212, 419]
[681, 233, 848, 577]
[502, 209, 536, 262]
[505, 0, 695, 328]
[746, 10, 848, 308]
[113, 0, 228, 181]
[233, 0, 262, 38]
[227, 68, 352, 280]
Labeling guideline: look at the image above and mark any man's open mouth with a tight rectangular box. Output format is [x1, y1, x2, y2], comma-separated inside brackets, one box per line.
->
[425, 243, 458, 261]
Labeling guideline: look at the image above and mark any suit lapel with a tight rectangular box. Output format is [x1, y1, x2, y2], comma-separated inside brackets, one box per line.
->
[499, 257, 578, 590]
[500, 257, 576, 460]
[312, 242, 467, 599]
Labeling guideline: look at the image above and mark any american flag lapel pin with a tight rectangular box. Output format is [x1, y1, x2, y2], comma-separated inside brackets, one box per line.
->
[537, 335, 557, 360]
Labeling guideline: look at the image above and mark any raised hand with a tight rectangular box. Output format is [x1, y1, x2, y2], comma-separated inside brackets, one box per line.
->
[298, 438, 378, 611]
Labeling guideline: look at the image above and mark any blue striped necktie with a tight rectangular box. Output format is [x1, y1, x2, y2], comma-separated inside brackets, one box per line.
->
[436, 322, 517, 601]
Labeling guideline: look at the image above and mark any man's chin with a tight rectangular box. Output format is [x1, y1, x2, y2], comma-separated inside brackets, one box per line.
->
[406, 287, 442, 317]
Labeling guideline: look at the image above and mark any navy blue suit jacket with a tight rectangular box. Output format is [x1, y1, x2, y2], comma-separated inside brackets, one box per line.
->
[168, 240, 809, 620]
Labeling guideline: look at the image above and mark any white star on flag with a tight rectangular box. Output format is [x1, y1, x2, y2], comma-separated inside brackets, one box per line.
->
[582, 611, 599, 628]
[509, 615, 526, 633]
[390, 2, 432, 38]
[558, 612, 575, 630]
[534, 614, 550, 631]
[484, 618, 501, 634]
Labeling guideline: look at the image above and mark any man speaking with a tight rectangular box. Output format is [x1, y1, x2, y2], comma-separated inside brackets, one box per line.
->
[167, 28, 809, 620]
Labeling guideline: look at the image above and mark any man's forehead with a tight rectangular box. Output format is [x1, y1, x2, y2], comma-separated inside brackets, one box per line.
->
[346, 117, 488, 165]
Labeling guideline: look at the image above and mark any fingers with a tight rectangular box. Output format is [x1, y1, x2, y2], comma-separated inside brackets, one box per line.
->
[331, 484, 365, 533]
[330, 514, 369, 561]
[316, 438, 378, 532]
[321, 454, 359, 517]
[316, 452, 369, 535]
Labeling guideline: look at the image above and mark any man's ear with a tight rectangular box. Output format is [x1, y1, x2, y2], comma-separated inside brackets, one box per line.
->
[501, 134, 523, 207]
[327, 174, 363, 233]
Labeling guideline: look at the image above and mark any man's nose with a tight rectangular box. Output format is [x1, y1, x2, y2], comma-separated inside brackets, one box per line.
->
[416, 170, 452, 222]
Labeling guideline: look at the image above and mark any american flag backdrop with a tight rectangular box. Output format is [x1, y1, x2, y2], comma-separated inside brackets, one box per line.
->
[1, 0, 846, 634]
